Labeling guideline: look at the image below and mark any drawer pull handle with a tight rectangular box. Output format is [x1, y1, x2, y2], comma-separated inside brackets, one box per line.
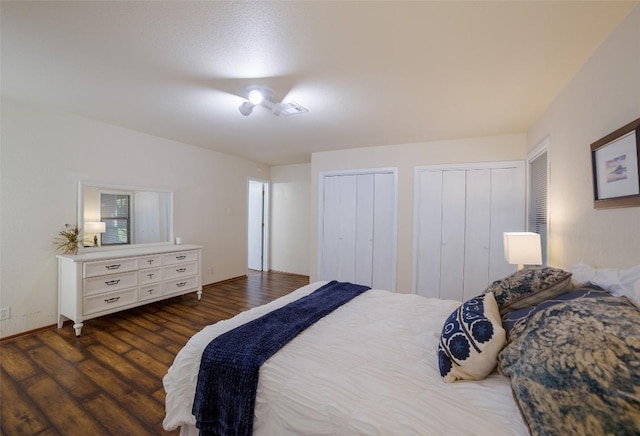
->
[146, 289, 155, 294]
[105, 279, 120, 286]
[105, 264, 121, 270]
[146, 259, 155, 265]
[176, 281, 187, 288]
[176, 267, 187, 273]
[176, 255, 187, 260]
[105, 297, 121, 303]
[147, 273, 155, 279]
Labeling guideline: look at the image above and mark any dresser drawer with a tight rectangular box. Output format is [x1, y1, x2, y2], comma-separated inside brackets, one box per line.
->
[139, 268, 162, 285]
[84, 287, 137, 315]
[84, 271, 138, 296]
[84, 257, 138, 278]
[139, 255, 162, 270]
[163, 250, 198, 266]
[139, 283, 162, 301]
[163, 276, 199, 295]
[162, 262, 198, 280]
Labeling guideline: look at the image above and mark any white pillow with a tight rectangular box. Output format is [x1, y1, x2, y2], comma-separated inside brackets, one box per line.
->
[571, 263, 640, 305]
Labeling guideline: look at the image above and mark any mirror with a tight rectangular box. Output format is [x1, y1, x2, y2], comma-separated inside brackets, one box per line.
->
[78, 182, 173, 248]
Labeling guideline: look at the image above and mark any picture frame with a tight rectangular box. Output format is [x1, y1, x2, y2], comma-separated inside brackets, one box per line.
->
[591, 117, 640, 209]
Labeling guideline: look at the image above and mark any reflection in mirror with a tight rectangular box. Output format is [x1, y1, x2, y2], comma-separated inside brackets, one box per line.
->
[78, 182, 173, 248]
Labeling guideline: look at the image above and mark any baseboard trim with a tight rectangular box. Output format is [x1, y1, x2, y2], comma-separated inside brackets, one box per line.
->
[1, 323, 58, 342]
[268, 270, 310, 279]
[202, 271, 309, 288]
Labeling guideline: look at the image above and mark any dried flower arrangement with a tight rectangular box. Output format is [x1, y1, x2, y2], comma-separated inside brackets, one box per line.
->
[53, 224, 84, 255]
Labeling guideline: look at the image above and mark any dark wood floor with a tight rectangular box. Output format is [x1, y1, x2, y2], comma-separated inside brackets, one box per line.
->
[0, 271, 309, 436]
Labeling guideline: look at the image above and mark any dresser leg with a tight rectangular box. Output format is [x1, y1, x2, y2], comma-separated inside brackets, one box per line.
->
[197, 289, 202, 301]
[73, 322, 83, 336]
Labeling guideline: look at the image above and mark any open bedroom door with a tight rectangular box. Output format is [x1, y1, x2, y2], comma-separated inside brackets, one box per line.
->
[248, 179, 269, 272]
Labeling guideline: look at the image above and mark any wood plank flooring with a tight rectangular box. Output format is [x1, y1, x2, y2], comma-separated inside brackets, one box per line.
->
[0, 271, 309, 436]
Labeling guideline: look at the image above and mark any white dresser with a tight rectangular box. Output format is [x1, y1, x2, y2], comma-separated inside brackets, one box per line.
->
[57, 244, 202, 336]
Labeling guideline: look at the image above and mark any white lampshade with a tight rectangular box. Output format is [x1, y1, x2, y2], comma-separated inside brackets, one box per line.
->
[84, 221, 106, 234]
[503, 232, 542, 269]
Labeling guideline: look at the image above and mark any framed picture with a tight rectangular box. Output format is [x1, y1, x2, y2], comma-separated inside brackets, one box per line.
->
[591, 117, 640, 209]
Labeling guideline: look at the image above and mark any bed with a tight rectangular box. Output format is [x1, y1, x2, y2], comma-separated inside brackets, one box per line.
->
[163, 264, 640, 436]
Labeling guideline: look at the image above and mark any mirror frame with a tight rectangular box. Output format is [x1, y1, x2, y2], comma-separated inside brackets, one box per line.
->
[78, 181, 174, 250]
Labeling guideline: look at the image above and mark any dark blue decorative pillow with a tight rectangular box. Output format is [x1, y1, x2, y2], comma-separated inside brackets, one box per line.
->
[486, 266, 572, 315]
[501, 284, 610, 340]
[438, 292, 506, 383]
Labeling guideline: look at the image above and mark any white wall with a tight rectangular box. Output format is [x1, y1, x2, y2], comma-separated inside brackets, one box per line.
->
[270, 164, 310, 275]
[0, 98, 268, 338]
[310, 134, 527, 292]
[527, 5, 640, 270]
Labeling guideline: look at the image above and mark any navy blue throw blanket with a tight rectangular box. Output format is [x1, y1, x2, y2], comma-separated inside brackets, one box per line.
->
[192, 280, 371, 436]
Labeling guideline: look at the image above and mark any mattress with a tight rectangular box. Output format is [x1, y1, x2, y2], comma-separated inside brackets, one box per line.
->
[163, 281, 528, 435]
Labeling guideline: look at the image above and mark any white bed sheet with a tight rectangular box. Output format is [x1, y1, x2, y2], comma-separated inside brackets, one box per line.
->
[163, 281, 528, 435]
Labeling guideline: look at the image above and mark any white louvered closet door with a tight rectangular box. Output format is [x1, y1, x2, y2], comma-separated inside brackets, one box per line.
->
[319, 169, 397, 291]
[413, 162, 524, 301]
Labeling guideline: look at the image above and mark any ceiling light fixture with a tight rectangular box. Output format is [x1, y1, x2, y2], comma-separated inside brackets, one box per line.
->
[239, 86, 308, 117]
[247, 89, 264, 105]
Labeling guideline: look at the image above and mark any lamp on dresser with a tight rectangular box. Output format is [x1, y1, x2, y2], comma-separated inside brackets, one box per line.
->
[503, 232, 542, 270]
[84, 221, 106, 247]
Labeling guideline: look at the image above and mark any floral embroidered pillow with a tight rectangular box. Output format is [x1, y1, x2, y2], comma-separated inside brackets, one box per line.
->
[486, 266, 572, 315]
[438, 292, 506, 383]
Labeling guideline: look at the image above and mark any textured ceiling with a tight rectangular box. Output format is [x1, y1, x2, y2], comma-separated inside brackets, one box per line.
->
[1, 1, 636, 165]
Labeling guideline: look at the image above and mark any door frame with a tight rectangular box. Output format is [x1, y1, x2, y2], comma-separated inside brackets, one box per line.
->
[247, 178, 270, 272]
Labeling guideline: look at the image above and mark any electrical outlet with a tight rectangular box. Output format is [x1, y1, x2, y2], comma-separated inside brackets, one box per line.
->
[0, 307, 10, 321]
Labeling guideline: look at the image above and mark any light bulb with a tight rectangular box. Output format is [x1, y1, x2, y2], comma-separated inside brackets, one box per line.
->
[239, 101, 254, 116]
[248, 90, 263, 105]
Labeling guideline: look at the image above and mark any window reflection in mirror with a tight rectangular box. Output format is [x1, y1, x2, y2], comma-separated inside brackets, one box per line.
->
[99, 192, 131, 245]
[79, 182, 173, 248]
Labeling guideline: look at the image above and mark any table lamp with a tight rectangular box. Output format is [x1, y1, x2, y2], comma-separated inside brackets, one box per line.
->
[85, 221, 106, 247]
[503, 232, 542, 270]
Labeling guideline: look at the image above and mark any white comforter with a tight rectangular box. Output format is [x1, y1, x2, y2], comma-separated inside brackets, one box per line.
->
[163, 281, 528, 435]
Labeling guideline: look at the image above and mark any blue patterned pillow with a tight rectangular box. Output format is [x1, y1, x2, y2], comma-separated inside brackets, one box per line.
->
[486, 266, 572, 315]
[501, 284, 610, 340]
[438, 292, 506, 383]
